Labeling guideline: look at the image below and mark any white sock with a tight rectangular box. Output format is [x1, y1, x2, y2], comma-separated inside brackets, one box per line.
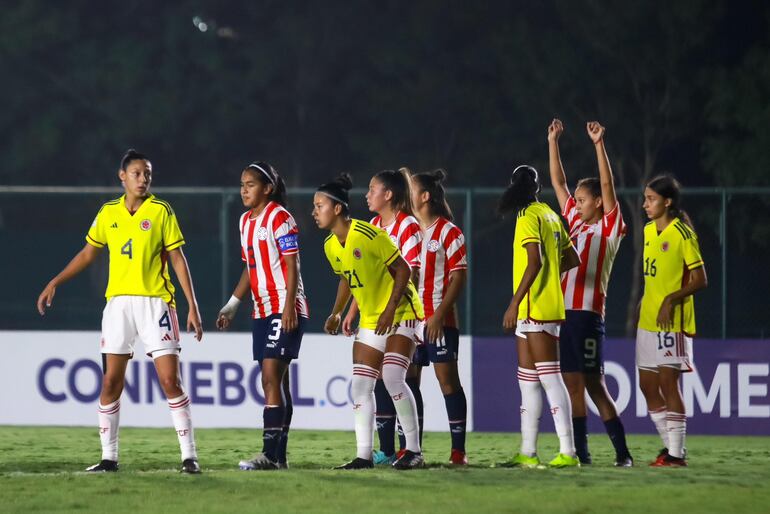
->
[517, 367, 542, 457]
[649, 407, 670, 448]
[535, 361, 575, 456]
[97, 399, 120, 461]
[168, 393, 197, 461]
[382, 353, 421, 453]
[666, 412, 687, 458]
[351, 365, 378, 460]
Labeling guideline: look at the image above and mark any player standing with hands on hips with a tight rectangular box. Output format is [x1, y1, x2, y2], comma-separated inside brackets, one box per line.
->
[313, 173, 426, 470]
[37, 149, 203, 473]
[216, 162, 309, 470]
[548, 119, 633, 466]
[637, 176, 707, 467]
[500, 164, 581, 468]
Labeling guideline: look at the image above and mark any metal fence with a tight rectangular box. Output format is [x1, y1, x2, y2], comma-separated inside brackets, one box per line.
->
[2, 186, 768, 339]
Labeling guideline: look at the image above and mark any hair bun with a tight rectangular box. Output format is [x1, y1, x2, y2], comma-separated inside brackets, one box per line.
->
[430, 168, 447, 182]
[334, 172, 353, 191]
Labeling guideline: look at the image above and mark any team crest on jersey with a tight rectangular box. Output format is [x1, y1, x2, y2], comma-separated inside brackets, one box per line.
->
[140, 219, 152, 231]
[257, 227, 269, 241]
[427, 240, 441, 253]
[661, 241, 669, 252]
[353, 248, 362, 260]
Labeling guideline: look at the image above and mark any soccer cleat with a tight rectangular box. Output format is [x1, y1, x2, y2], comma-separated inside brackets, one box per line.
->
[181, 458, 201, 474]
[578, 453, 593, 465]
[614, 454, 634, 467]
[239, 453, 279, 471]
[548, 453, 581, 468]
[449, 449, 468, 466]
[650, 448, 668, 466]
[277, 461, 289, 470]
[334, 458, 374, 470]
[372, 450, 397, 465]
[509, 453, 540, 468]
[396, 448, 408, 461]
[651, 454, 687, 467]
[85, 459, 119, 472]
[392, 450, 425, 470]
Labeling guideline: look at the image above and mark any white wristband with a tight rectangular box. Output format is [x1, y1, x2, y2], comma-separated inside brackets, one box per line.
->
[219, 295, 242, 318]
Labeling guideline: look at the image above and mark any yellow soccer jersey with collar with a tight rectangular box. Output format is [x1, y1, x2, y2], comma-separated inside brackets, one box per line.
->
[86, 194, 185, 306]
[513, 202, 573, 322]
[323, 219, 424, 330]
[638, 218, 704, 335]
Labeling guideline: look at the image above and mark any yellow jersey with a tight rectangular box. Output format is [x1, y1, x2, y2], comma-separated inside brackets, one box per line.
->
[86, 194, 185, 306]
[513, 202, 573, 322]
[638, 218, 704, 335]
[324, 219, 424, 330]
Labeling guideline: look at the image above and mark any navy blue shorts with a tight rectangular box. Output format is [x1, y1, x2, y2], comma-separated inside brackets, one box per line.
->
[426, 326, 460, 364]
[252, 314, 306, 363]
[412, 344, 429, 367]
[559, 310, 605, 374]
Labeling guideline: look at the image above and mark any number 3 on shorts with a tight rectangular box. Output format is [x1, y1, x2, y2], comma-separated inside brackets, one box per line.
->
[268, 319, 282, 341]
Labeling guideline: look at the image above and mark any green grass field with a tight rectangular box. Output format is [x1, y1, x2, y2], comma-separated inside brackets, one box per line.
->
[1, 427, 768, 514]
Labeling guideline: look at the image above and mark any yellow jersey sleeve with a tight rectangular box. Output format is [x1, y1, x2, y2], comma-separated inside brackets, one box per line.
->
[682, 229, 704, 270]
[373, 230, 401, 267]
[162, 207, 185, 251]
[86, 207, 109, 248]
[323, 235, 343, 275]
[517, 210, 541, 247]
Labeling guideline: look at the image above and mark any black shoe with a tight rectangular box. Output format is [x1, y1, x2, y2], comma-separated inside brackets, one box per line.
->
[392, 450, 425, 470]
[181, 458, 201, 474]
[85, 459, 119, 472]
[578, 453, 593, 465]
[614, 454, 634, 467]
[334, 458, 373, 470]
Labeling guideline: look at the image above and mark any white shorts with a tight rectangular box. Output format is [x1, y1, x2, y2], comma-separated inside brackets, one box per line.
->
[515, 319, 561, 339]
[635, 329, 694, 372]
[101, 296, 181, 358]
[356, 319, 420, 353]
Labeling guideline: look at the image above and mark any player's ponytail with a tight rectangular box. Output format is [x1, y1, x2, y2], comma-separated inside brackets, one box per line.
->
[243, 161, 287, 207]
[646, 174, 694, 229]
[497, 164, 540, 216]
[373, 168, 415, 216]
[412, 168, 453, 221]
[318, 173, 353, 216]
[120, 149, 149, 170]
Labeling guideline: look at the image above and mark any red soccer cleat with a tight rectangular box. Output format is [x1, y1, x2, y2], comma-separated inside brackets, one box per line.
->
[649, 448, 668, 467]
[650, 454, 687, 467]
[449, 449, 468, 466]
[396, 449, 407, 461]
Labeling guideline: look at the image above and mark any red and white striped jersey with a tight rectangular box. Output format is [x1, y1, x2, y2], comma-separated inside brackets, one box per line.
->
[418, 217, 467, 327]
[560, 195, 626, 317]
[239, 202, 309, 319]
[370, 211, 422, 269]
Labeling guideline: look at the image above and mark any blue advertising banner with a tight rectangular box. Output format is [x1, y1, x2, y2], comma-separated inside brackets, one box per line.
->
[472, 338, 769, 435]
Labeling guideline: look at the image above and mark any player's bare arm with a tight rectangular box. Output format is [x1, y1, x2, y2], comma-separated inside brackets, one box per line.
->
[325, 277, 352, 335]
[427, 269, 466, 344]
[656, 266, 708, 330]
[587, 121, 618, 212]
[560, 244, 581, 273]
[168, 248, 203, 341]
[37, 243, 103, 315]
[216, 266, 250, 331]
[280, 253, 299, 333]
[503, 243, 541, 331]
[377, 256, 411, 335]
[547, 118, 570, 211]
[342, 298, 359, 336]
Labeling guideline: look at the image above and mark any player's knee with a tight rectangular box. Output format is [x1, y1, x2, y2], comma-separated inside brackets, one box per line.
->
[158, 375, 182, 396]
[435, 369, 460, 395]
[101, 374, 124, 397]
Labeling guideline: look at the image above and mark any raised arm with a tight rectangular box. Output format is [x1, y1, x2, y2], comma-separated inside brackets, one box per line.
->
[586, 121, 618, 213]
[168, 247, 203, 341]
[37, 243, 103, 315]
[548, 118, 571, 211]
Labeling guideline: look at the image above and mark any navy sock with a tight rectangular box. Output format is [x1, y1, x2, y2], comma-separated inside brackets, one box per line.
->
[604, 416, 631, 459]
[262, 405, 284, 462]
[444, 388, 467, 452]
[278, 379, 293, 464]
[374, 379, 396, 456]
[573, 416, 590, 463]
[406, 377, 424, 447]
